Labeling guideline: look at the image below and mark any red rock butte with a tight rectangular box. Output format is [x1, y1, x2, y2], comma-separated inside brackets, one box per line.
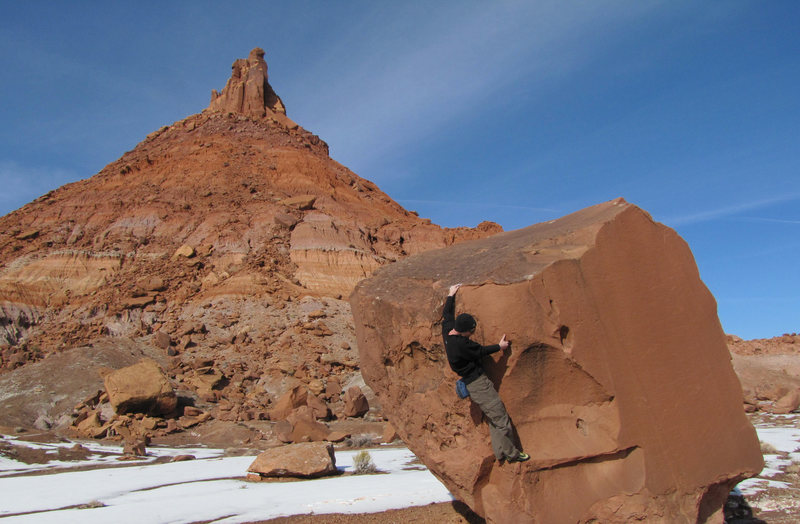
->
[350, 199, 764, 523]
[209, 47, 288, 121]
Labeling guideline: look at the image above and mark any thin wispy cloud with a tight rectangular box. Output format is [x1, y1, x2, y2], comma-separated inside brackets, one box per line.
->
[723, 241, 800, 260]
[664, 193, 800, 227]
[719, 296, 798, 304]
[397, 199, 556, 213]
[735, 216, 800, 225]
[289, 2, 659, 175]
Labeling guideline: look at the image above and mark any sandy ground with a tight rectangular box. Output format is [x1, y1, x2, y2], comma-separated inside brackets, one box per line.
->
[255, 501, 484, 524]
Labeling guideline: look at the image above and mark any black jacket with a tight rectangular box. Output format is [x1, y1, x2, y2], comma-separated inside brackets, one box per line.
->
[442, 295, 500, 384]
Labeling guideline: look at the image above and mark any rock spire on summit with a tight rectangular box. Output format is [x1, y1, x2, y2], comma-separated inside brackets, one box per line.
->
[208, 47, 286, 118]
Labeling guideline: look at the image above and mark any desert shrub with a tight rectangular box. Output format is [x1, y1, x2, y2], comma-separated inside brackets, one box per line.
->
[760, 441, 779, 455]
[352, 450, 377, 474]
[786, 460, 800, 475]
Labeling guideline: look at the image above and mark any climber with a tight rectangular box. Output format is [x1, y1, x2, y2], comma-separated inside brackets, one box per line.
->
[441, 283, 529, 463]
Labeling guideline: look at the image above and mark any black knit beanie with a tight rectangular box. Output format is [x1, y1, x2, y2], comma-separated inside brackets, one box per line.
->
[455, 313, 476, 333]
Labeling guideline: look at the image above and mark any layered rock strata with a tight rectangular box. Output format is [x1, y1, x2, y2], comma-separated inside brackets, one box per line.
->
[350, 199, 763, 523]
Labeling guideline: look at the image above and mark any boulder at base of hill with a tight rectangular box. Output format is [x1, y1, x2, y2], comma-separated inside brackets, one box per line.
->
[247, 442, 337, 479]
[382, 422, 399, 444]
[767, 388, 800, 414]
[123, 438, 148, 457]
[342, 386, 369, 418]
[275, 406, 332, 443]
[350, 199, 764, 524]
[269, 384, 308, 420]
[103, 358, 177, 415]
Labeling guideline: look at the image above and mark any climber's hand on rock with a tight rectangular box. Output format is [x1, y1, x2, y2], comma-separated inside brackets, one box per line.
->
[448, 283, 462, 296]
[499, 334, 510, 350]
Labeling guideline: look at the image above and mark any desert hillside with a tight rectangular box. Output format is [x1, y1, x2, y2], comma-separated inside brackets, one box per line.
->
[0, 48, 500, 443]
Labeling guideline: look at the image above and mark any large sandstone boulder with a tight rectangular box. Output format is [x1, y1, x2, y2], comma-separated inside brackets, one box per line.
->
[268, 384, 309, 420]
[342, 386, 369, 418]
[274, 406, 334, 443]
[350, 199, 763, 524]
[247, 442, 337, 479]
[103, 358, 177, 415]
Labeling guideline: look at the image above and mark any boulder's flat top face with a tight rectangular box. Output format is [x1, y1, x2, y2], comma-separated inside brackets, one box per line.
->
[355, 199, 627, 295]
[350, 199, 763, 523]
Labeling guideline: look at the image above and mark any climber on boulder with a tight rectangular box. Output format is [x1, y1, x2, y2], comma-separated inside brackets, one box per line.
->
[442, 283, 529, 463]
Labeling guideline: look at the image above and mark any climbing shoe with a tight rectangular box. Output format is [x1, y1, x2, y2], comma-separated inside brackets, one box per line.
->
[508, 452, 530, 463]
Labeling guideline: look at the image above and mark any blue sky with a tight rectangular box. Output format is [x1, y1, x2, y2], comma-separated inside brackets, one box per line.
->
[1, 1, 797, 339]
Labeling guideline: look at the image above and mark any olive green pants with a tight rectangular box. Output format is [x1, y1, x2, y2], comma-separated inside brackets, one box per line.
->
[466, 373, 522, 461]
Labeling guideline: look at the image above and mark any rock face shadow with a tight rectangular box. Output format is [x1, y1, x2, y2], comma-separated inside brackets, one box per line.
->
[451, 500, 486, 524]
[485, 343, 621, 468]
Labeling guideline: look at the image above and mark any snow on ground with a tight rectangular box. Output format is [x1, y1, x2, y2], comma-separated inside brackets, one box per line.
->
[1, 416, 797, 523]
[0, 442, 452, 524]
[736, 414, 800, 496]
[0, 436, 222, 477]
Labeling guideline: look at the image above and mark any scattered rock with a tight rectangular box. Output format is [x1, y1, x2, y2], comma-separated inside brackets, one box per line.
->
[342, 386, 369, 418]
[172, 244, 195, 259]
[123, 438, 147, 457]
[136, 276, 166, 292]
[268, 385, 308, 421]
[382, 422, 400, 444]
[15, 229, 40, 241]
[183, 406, 203, 417]
[33, 414, 53, 431]
[327, 431, 349, 443]
[306, 394, 331, 420]
[247, 442, 337, 479]
[122, 294, 156, 309]
[286, 407, 332, 443]
[307, 379, 325, 397]
[274, 213, 299, 229]
[179, 411, 211, 428]
[153, 331, 172, 350]
[768, 388, 800, 414]
[281, 195, 316, 211]
[74, 411, 109, 439]
[185, 368, 225, 399]
[103, 359, 177, 416]
[325, 377, 342, 399]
